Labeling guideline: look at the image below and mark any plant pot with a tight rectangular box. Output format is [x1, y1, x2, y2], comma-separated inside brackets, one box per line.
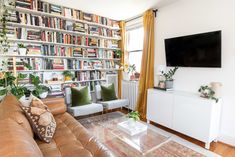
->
[122, 72, 129, 81]
[130, 74, 135, 81]
[64, 76, 72, 81]
[165, 80, 174, 89]
[127, 118, 137, 128]
[39, 91, 48, 99]
[18, 48, 27, 55]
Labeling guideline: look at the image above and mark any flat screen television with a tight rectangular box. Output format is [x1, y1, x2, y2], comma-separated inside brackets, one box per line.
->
[165, 31, 221, 68]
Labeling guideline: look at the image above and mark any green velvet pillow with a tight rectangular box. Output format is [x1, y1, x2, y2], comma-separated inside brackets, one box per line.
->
[71, 86, 91, 107]
[101, 84, 117, 101]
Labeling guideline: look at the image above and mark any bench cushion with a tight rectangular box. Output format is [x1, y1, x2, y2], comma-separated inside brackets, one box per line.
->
[68, 103, 103, 117]
[99, 99, 129, 110]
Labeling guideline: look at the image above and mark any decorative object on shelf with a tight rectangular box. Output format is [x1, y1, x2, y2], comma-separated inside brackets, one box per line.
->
[18, 43, 27, 55]
[0, 1, 10, 54]
[210, 82, 222, 98]
[62, 70, 74, 81]
[161, 67, 178, 89]
[158, 80, 165, 89]
[30, 74, 49, 99]
[120, 63, 136, 80]
[198, 85, 219, 103]
[52, 73, 59, 81]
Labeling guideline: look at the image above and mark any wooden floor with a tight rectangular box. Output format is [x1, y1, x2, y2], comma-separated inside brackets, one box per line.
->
[117, 108, 235, 157]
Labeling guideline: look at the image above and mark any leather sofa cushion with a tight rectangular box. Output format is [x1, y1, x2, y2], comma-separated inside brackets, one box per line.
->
[0, 119, 43, 157]
[0, 95, 34, 137]
[42, 98, 67, 116]
[36, 112, 114, 157]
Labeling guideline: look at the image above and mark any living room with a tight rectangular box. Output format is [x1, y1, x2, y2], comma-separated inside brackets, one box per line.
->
[0, 0, 234, 157]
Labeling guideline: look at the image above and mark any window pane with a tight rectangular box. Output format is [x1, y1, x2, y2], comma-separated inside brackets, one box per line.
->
[129, 51, 142, 73]
[127, 27, 144, 51]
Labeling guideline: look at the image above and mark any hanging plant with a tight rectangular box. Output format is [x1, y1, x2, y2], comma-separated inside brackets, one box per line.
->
[0, 1, 10, 54]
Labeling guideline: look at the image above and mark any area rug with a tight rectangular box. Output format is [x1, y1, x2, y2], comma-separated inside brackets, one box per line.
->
[78, 112, 220, 157]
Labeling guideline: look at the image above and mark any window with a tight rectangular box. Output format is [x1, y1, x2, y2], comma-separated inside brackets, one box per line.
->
[126, 26, 144, 73]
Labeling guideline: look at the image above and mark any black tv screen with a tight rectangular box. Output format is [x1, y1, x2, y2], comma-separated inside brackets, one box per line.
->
[165, 31, 221, 68]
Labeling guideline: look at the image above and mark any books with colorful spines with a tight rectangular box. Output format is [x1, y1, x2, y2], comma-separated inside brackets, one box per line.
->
[112, 21, 120, 29]
[49, 4, 62, 15]
[63, 8, 72, 17]
[52, 59, 64, 70]
[27, 30, 41, 40]
[89, 26, 99, 36]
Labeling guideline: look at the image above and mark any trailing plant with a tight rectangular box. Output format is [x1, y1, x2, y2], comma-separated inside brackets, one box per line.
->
[198, 85, 218, 103]
[62, 70, 74, 77]
[30, 74, 49, 98]
[127, 111, 140, 121]
[0, 1, 10, 54]
[18, 43, 26, 48]
[161, 67, 178, 81]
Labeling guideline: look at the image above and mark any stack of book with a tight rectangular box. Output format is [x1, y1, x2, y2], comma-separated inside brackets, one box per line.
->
[52, 59, 64, 70]
[92, 61, 103, 69]
[15, 0, 32, 9]
[85, 49, 97, 58]
[83, 13, 92, 22]
[49, 4, 62, 15]
[73, 48, 83, 57]
[7, 11, 18, 23]
[89, 26, 99, 36]
[27, 44, 41, 55]
[27, 29, 41, 40]
[97, 50, 114, 59]
[73, 22, 88, 33]
[88, 38, 98, 46]
[111, 40, 119, 48]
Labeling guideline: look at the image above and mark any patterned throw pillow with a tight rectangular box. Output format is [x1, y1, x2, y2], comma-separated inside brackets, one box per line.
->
[21, 97, 56, 143]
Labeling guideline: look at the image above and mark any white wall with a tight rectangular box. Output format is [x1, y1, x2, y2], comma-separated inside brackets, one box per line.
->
[155, 0, 235, 146]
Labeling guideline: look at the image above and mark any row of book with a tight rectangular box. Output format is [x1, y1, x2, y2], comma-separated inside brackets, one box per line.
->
[76, 71, 106, 81]
[14, 0, 120, 28]
[16, 28, 118, 48]
[15, 12, 120, 38]
[6, 58, 117, 71]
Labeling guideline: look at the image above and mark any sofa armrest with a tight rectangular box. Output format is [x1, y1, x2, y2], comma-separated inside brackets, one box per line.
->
[42, 98, 67, 115]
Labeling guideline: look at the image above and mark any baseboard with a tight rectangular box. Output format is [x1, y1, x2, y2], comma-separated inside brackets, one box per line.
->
[218, 134, 235, 147]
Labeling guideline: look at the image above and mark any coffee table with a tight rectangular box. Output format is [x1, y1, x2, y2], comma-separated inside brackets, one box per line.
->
[100, 116, 170, 155]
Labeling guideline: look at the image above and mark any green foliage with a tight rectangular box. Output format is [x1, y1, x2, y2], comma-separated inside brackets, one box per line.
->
[20, 59, 32, 70]
[0, 3, 10, 53]
[62, 70, 74, 77]
[18, 43, 26, 48]
[127, 111, 140, 121]
[30, 74, 49, 98]
[127, 64, 136, 74]
[161, 67, 178, 81]
[114, 50, 122, 58]
[198, 85, 218, 103]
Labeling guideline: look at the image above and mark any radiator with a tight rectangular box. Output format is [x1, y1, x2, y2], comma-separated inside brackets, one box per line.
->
[122, 80, 139, 110]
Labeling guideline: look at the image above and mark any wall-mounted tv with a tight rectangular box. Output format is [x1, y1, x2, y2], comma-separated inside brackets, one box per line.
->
[165, 31, 221, 68]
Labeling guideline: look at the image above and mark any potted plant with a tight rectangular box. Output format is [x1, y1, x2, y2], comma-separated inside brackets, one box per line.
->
[30, 74, 49, 99]
[161, 67, 178, 89]
[18, 43, 27, 55]
[127, 111, 140, 127]
[114, 50, 122, 58]
[127, 64, 136, 80]
[0, 72, 28, 100]
[198, 85, 219, 103]
[62, 70, 74, 81]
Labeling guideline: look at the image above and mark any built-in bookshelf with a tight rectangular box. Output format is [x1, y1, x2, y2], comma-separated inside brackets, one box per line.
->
[1, 0, 122, 96]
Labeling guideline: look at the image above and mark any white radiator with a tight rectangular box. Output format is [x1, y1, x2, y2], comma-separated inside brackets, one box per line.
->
[122, 80, 139, 110]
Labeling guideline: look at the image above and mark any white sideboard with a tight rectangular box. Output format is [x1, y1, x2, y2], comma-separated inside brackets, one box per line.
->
[146, 89, 222, 149]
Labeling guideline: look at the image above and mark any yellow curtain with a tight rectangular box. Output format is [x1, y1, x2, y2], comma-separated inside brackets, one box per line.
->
[118, 21, 126, 98]
[136, 10, 155, 120]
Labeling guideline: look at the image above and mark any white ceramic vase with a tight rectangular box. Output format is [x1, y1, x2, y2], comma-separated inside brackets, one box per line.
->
[19, 48, 27, 55]
[39, 91, 48, 99]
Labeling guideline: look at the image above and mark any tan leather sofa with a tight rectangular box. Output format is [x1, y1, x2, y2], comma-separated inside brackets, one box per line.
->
[0, 95, 114, 157]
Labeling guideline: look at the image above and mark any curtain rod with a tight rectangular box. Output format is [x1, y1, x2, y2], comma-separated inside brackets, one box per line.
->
[125, 9, 158, 22]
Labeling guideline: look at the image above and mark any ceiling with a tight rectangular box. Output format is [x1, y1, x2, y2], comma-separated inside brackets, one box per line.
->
[44, 0, 178, 20]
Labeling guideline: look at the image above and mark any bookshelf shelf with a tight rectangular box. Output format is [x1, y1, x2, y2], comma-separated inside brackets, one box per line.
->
[8, 68, 120, 73]
[7, 6, 121, 31]
[8, 39, 120, 50]
[7, 22, 121, 41]
[0, 54, 121, 61]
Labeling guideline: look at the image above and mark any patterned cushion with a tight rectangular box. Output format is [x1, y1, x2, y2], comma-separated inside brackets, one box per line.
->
[21, 97, 56, 143]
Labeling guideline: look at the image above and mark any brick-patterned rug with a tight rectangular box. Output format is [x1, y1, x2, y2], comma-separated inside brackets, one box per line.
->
[78, 112, 218, 157]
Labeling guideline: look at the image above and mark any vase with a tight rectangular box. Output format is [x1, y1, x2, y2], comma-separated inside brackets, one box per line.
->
[210, 82, 222, 98]
[18, 48, 27, 55]
[127, 118, 136, 128]
[39, 91, 48, 99]
[165, 80, 174, 89]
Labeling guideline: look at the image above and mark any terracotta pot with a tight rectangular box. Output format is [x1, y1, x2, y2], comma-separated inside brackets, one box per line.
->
[130, 75, 135, 80]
